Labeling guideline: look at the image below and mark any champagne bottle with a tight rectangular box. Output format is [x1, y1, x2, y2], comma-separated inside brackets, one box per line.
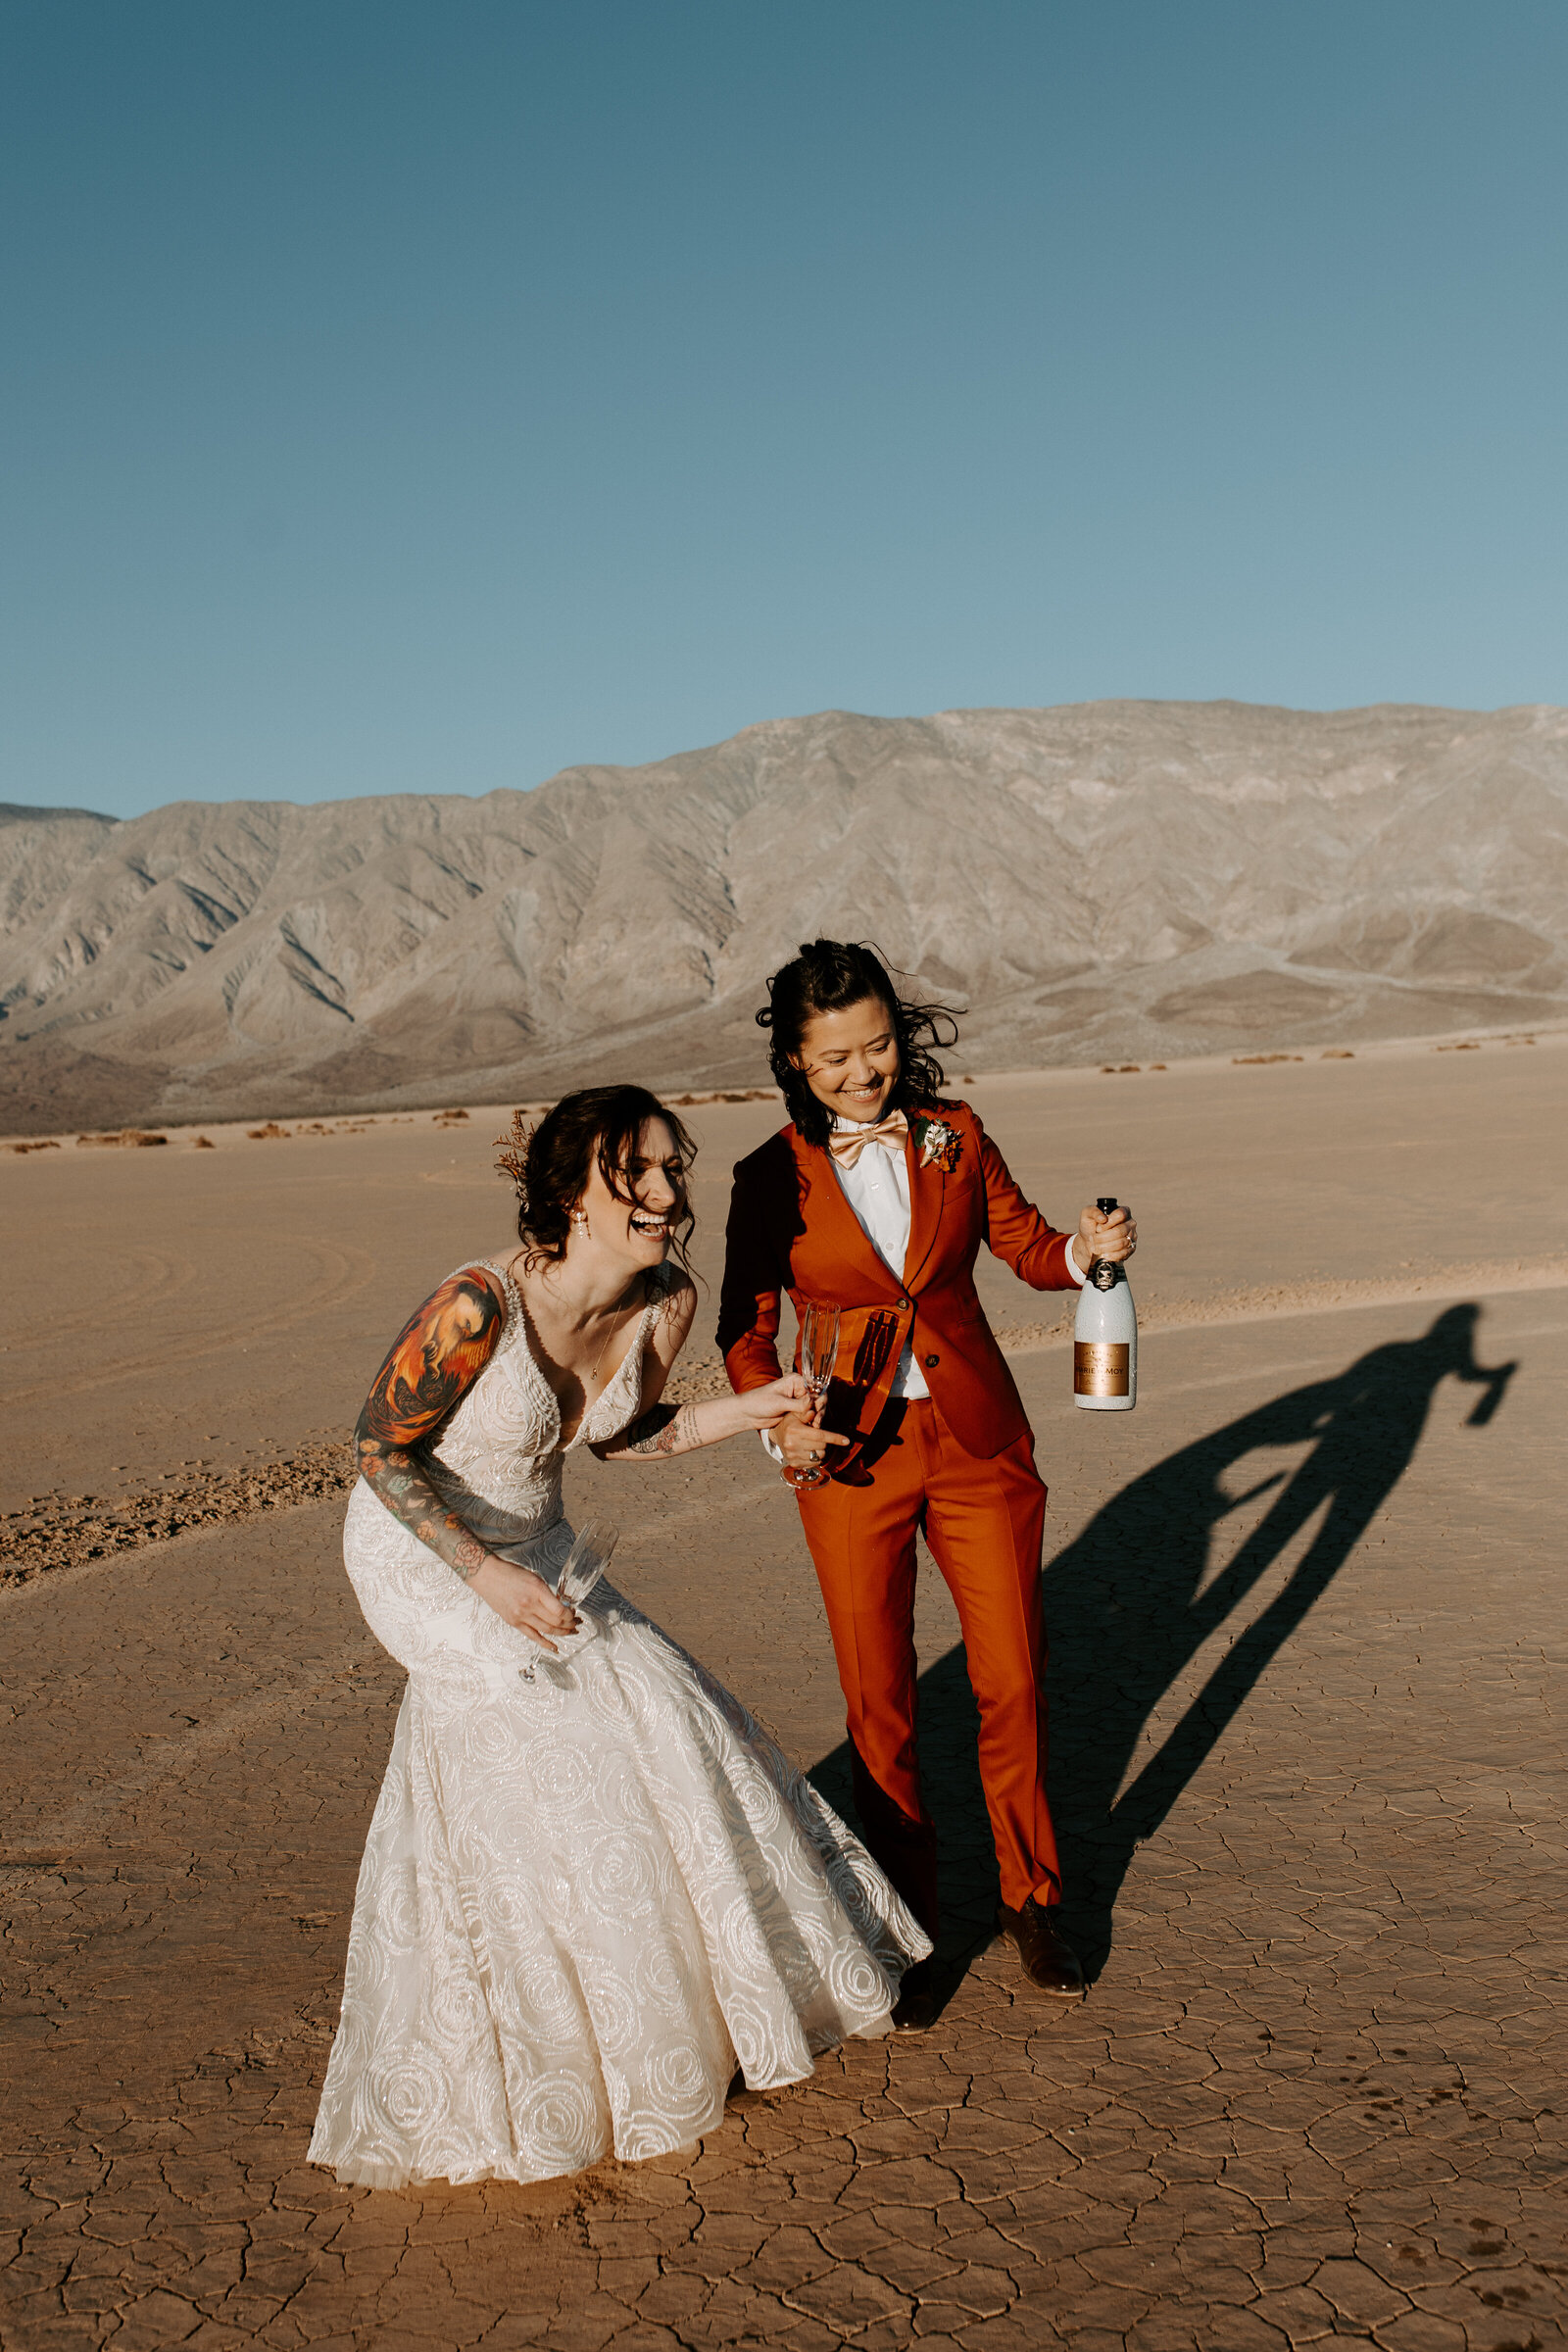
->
[1073, 1196, 1137, 1411]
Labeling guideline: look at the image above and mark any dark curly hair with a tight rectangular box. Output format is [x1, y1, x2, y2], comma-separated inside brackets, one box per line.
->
[757, 940, 960, 1148]
[496, 1086, 698, 1271]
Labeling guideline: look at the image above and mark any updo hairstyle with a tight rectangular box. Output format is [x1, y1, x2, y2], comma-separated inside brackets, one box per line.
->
[496, 1085, 698, 1270]
[757, 939, 959, 1149]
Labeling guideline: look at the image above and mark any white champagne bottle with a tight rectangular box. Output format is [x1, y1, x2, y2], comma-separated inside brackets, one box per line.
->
[1073, 1196, 1137, 1411]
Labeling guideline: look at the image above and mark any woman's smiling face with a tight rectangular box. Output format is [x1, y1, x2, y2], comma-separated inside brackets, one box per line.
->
[578, 1115, 684, 1264]
[793, 995, 901, 1125]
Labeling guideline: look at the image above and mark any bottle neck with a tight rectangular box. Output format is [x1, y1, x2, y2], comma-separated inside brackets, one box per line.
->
[1088, 1258, 1123, 1291]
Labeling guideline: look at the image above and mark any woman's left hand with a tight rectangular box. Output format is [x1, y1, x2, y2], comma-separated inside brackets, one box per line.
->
[737, 1372, 818, 1430]
[1072, 1201, 1137, 1274]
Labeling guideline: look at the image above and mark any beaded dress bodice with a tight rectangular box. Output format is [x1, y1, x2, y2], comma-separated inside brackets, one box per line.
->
[416, 1255, 669, 1578]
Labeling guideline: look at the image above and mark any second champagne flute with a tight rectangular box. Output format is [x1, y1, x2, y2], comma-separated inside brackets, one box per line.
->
[554, 1518, 618, 1606]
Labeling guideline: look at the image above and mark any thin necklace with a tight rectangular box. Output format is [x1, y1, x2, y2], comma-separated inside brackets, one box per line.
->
[520, 1253, 643, 1392]
[586, 1288, 636, 1388]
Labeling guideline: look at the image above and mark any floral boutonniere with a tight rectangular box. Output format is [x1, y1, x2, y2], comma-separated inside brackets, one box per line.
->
[912, 1111, 961, 1173]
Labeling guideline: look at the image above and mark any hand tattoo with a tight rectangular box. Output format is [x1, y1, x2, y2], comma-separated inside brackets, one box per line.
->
[616, 1400, 700, 1456]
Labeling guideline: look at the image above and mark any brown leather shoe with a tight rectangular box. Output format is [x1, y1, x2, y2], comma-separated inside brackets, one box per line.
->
[891, 1956, 941, 2032]
[995, 1898, 1085, 1997]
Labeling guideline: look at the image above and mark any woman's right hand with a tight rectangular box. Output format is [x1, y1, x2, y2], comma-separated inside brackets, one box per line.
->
[468, 1556, 578, 1651]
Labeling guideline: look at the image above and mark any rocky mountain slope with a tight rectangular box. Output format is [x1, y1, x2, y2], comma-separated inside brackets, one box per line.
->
[3, 700, 1566, 1131]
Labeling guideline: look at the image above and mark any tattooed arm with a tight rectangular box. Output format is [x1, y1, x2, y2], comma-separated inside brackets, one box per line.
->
[355, 1268, 509, 1577]
[590, 1268, 827, 1460]
[355, 1265, 577, 1647]
[592, 1380, 822, 1460]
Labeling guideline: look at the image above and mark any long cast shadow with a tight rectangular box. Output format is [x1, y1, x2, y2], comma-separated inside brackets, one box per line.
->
[808, 1303, 1516, 1985]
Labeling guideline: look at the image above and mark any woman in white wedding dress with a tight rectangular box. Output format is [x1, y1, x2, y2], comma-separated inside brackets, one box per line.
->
[309, 1085, 930, 2190]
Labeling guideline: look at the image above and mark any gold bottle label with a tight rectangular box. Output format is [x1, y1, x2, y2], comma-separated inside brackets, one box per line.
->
[1075, 1340, 1130, 1396]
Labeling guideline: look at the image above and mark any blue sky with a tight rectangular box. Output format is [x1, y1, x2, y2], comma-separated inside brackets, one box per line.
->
[3, 0, 1566, 818]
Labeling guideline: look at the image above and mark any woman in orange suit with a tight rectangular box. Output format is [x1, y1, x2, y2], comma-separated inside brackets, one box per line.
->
[717, 941, 1135, 2023]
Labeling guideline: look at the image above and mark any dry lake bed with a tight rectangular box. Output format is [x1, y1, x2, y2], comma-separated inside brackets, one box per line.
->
[2, 1037, 1564, 2350]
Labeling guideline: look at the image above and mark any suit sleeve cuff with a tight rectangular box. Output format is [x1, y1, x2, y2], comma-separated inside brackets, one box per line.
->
[760, 1429, 785, 1462]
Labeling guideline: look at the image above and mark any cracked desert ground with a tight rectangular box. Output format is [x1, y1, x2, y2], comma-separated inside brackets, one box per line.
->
[2, 1038, 1564, 2352]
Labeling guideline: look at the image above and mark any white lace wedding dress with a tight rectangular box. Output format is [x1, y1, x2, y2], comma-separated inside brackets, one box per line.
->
[309, 1258, 929, 2189]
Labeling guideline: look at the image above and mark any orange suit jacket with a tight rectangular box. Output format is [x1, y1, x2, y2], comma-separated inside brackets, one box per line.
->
[717, 1100, 1081, 1462]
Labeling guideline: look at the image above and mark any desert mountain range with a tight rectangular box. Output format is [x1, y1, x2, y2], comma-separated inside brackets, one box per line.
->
[3, 700, 1566, 1133]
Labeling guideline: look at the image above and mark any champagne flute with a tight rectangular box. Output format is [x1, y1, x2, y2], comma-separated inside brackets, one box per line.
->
[795, 1302, 841, 1489]
[554, 1519, 618, 1608]
[517, 1520, 618, 1683]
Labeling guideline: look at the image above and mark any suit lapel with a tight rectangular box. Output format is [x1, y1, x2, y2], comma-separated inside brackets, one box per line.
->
[783, 1125, 933, 1453]
[902, 1129, 946, 1292]
[788, 1130, 902, 1298]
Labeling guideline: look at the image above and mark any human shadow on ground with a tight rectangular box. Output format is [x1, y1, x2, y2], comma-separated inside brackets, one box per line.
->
[808, 1304, 1516, 1992]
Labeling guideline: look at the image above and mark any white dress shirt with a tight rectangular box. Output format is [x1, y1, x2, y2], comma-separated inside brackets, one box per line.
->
[763, 1112, 1087, 1456]
[829, 1116, 929, 1398]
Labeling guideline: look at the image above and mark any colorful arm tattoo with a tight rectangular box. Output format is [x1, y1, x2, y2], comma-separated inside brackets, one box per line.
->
[355, 1269, 506, 1579]
[355, 1443, 490, 1578]
[359, 1270, 506, 1446]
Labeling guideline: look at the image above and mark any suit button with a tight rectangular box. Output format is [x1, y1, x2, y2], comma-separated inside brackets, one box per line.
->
[924, 1352, 939, 1368]
[898, 1296, 910, 1310]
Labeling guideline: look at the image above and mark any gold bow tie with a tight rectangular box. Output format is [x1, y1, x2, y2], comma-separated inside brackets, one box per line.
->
[828, 1110, 908, 1168]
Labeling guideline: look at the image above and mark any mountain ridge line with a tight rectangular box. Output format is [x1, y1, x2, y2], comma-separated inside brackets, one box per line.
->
[4, 697, 1565, 1132]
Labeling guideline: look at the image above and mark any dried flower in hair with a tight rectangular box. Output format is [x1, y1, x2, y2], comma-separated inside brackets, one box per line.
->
[495, 1106, 533, 1198]
[492, 1087, 701, 1273]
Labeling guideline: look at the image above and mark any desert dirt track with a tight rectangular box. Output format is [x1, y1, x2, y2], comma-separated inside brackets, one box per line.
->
[2, 1039, 1565, 2351]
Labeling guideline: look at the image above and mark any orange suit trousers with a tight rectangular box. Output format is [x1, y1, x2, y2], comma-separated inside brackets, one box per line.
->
[796, 1394, 1062, 1934]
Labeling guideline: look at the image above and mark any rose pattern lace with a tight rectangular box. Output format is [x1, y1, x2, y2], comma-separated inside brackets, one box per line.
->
[308, 1258, 930, 2188]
